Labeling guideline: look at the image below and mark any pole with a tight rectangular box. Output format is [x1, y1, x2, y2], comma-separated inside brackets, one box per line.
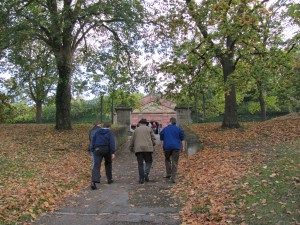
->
[100, 94, 103, 123]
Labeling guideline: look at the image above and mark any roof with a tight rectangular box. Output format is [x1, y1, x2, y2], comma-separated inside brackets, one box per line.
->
[132, 95, 176, 113]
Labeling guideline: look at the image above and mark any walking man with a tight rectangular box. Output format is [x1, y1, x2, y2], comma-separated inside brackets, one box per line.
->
[90, 122, 116, 190]
[160, 117, 185, 183]
[88, 120, 101, 168]
[129, 118, 156, 184]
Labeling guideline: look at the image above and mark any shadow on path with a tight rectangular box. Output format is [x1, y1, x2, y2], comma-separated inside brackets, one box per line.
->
[34, 135, 182, 225]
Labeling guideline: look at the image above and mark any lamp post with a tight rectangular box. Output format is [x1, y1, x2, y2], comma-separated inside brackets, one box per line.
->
[100, 91, 105, 123]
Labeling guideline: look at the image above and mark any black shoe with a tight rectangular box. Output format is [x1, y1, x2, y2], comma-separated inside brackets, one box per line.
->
[139, 179, 144, 184]
[108, 179, 114, 184]
[144, 173, 149, 182]
[163, 175, 171, 179]
[91, 182, 97, 190]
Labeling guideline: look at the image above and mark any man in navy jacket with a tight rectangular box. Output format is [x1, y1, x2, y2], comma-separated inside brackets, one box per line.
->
[160, 117, 185, 183]
[88, 120, 101, 169]
[90, 122, 116, 189]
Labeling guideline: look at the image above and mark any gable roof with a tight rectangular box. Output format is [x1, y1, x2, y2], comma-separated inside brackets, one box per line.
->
[132, 95, 176, 113]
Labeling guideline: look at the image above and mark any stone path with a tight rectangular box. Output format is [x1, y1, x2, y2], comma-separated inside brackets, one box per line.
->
[33, 135, 182, 225]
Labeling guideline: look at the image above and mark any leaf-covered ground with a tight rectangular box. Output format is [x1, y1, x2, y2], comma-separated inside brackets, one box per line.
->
[0, 114, 299, 224]
[176, 113, 300, 224]
[0, 124, 92, 224]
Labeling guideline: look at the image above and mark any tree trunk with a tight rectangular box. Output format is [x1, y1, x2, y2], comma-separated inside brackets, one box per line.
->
[54, 51, 73, 130]
[36, 100, 43, 124]
[221, 57, 240, 128]
[202, 93, 206, 122]
[257, 81, 267, 121]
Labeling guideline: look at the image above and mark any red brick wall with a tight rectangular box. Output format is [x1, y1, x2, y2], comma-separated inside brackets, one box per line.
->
[131, 95, 176, 128]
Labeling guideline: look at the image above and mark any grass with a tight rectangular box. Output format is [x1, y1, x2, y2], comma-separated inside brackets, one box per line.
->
[233, 141, 300, 224]
[0, 158, 38, 182]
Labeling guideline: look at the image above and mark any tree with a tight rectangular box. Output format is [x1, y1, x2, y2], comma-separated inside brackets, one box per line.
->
[84, 42, 146, 122]
[0, 78, 14, 122]
[183, 0, 281, 128]
[2, 0, 148, 129]
[4, 41, 57, 123]
[150, 0, 297, 128]
[238, 0, 299, 120]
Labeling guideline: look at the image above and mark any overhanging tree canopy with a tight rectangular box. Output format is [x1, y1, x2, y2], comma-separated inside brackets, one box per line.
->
[149, 0, 298, 128]
[2, 0, 149, 130]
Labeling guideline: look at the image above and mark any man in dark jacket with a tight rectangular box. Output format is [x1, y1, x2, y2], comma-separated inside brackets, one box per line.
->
[90, 122, 116, 189]
[88, 120, 101, 168]
[129, 118, 156, 184]
[160, 117, 185, 183]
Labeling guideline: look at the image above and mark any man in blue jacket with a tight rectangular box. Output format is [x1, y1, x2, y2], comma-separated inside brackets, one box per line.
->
[160, 117, 185, 183]
[88, 120, 101, 168]
[91, 122, 116, 189]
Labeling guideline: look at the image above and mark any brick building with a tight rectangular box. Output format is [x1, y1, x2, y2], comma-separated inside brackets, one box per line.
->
[131, 95, 176, 129]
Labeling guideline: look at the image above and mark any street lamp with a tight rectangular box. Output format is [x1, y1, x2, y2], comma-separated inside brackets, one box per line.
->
[100, 91, 105, 123]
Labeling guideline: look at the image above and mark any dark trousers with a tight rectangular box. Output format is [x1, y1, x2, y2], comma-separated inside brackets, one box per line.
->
[135, 152, 153, 180]
[92, 147, 112, 183]
[164, 150, 180, 180]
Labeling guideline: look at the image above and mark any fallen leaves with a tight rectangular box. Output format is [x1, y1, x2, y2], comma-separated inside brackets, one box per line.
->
[0, 124, 91, 224]
[1, 114, 299, 224]
[175, 114, 300, 224]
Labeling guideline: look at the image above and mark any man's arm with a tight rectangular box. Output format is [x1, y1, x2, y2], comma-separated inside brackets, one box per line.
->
[91, 132, 97, 151]
[109, 132, 116, 153]
[180, 129, 186, 152]
[181, 140, 186, 152]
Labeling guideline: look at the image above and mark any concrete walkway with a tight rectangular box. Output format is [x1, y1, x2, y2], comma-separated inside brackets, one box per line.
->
[33, 135, 181, 225]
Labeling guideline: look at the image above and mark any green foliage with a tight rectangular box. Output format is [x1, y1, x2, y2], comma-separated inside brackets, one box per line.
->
[246, 96, 281, 115]
[0, 92, 15, 123]
[247, 101, 260, 114]
[42, 104, 56, 123]
[7, 92, 144, 124]
[10, 102, 35, 123]
[0, 0, 298, 127]
[148, 0, 299, 127]
[71, 99, 89, 121]
[1, 0, 151, 130]
[111, 90, 143, 108]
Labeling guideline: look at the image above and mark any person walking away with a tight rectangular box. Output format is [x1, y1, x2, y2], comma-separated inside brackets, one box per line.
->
[160, 117, 185, 183]
[88, 120, 101, 168]
[129, 118, 156, 184]
[152, 122, 157, 134]
[90, 122, 116, 190]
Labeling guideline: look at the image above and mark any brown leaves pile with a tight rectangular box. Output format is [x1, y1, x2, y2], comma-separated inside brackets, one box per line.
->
[0, 124, 91, 224]
[175, 113, 300, 225]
